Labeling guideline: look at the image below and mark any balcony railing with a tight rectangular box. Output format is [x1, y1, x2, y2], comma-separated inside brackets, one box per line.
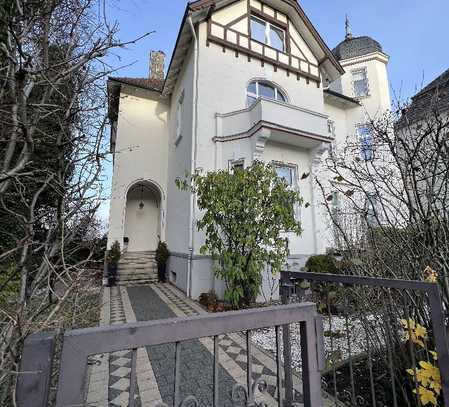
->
[215, 97, 331, 149]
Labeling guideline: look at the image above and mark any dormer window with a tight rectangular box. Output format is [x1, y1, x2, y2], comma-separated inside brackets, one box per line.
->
[250, 15, 285, 52]
[246, 80, 286, 106]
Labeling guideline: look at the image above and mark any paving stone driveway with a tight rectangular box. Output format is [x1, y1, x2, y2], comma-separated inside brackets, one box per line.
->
[127, 285, 237, 407]
[87, 283, 308, 406]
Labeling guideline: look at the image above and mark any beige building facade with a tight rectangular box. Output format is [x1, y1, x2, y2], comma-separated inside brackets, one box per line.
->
[107, 0, 391, 300]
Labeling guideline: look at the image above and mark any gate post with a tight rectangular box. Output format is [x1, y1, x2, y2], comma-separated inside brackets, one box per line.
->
[280, 272, 294, 405]
[17, 331, 57, 407]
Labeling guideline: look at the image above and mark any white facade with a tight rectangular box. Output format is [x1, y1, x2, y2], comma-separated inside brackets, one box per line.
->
[107, 0, 391, 300]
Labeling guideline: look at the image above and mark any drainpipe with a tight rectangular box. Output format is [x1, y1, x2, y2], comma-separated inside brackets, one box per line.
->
[187, 16, 199, 298]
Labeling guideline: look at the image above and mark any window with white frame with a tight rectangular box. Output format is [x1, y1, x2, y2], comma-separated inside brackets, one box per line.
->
[274, 164, 295, 186]
[357, 124, 374, 161]
[250, 15, 285, 51]
[229, 158, 244, 172]
[246, 80, 286, 107]
[174, 91, 184, 146]
[273, 163, 301, 220]
[352, 68, 369, 98]
[365, 192, 381, 226]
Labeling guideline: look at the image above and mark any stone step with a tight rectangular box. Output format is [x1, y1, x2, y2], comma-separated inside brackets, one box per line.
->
[122, 251, 155, 257]
[120, 257, 156, 262]
[118, 265, 156, 272]
[118, 264, 157, 270]
[118, 271, 156, 277]
[122, 253, 155, 257]
[121, 258, 155, 263]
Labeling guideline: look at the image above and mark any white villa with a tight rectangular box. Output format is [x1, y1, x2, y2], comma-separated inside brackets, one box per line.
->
[106, 0, 391, 299]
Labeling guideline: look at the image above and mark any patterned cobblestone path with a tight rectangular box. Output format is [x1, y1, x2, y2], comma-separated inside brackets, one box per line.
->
[127, 285, 238, 407]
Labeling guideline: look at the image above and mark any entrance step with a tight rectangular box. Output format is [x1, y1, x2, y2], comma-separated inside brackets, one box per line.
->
[116, 251, 158, 286]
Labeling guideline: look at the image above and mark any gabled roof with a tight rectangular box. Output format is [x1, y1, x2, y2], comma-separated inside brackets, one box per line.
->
[397, 68, 449, 126]
[163, 0, 344, 96]
[414, 68, 449, 98]
[108, 1, 345, 99]
[109, 77, 164, 92]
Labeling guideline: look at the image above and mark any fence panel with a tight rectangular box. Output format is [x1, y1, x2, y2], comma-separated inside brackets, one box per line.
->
[280, 271, 449, 407]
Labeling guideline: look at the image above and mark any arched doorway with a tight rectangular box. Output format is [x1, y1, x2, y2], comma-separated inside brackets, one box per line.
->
[124, 181, 161, 252]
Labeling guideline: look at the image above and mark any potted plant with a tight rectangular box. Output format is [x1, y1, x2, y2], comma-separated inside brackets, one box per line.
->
[106, 240, 121, 286]
[155, 241, 170, 283]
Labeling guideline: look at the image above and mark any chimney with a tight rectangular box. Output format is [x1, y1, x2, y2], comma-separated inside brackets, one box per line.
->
[150, 50, 165, 81]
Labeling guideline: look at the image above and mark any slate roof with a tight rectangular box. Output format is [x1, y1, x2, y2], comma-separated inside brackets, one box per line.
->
[109, 77, 164, 92]
[415, 68, 449, 97]
[332, 36, 383, 61]
[397, 68, 449, 126]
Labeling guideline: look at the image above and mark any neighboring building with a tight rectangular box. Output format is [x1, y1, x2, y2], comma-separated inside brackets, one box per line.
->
[107, 0, 391, 299]
[395, 68, 449, 215]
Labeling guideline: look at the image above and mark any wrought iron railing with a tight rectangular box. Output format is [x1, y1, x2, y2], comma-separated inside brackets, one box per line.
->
[279, 271, 449, 407]
[17, 302, 324, 407]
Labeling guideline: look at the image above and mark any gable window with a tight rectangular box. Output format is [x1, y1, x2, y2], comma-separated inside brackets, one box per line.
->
[246, 80, 286, 106]
[357, 124, 374, 161]
[250, 16, 285, 52]
[352, 68, 369, 98]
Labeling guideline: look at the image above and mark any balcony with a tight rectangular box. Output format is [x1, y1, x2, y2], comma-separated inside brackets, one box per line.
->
[215, 97, 332, 151]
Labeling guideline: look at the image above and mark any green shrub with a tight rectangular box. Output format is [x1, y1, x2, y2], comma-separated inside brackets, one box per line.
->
[107, 241, 121, 266]
[155, 241, 170, 266]
[305, 254, 338, 274]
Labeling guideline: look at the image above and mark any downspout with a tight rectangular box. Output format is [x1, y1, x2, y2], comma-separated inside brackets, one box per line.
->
[187, 16, 199, 298]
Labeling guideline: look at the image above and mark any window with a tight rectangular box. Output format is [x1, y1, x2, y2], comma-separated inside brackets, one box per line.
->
[352, 68, 369, 98]
[274, 163, 300, 220]
[246, 80, 286, 107]
[357, 125, 374, 161]
[250, 16, 285, 51]
[229, 159, 244, 172]
[175, 91, 184, 146]
[275, 165, 294, 186]
[365, 192, 380, 226]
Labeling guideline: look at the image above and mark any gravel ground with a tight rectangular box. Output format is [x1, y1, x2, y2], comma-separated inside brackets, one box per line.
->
[252, 314, 386, 372]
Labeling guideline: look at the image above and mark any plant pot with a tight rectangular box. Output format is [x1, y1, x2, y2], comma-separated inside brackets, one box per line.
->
[107, 264, 117, 287]
[157, 263, 166, 283]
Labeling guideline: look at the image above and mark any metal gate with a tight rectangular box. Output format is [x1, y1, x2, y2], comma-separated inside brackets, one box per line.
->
[17, 302, 324, 407]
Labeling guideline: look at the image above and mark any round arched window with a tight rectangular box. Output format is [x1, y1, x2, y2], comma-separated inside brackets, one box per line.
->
[246, 80, 286, 106]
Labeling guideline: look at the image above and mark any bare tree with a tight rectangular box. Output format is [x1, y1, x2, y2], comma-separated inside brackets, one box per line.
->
[318, 89, 449, 311]
[0, 0, 149, 402]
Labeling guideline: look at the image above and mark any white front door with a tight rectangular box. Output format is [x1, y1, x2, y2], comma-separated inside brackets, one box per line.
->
[124, 186, 159, 252]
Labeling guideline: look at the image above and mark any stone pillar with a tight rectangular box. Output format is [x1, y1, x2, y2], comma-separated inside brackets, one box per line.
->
[149, 50, 165, 80]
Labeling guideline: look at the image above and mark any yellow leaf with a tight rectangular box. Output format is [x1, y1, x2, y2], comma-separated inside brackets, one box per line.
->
[414, 324, 427, 339]
[416, 385, 437, 406]
[429, 351, 438, 361]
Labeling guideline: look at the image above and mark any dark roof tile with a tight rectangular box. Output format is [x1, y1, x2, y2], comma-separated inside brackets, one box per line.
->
[332, 36, 383, 61]
[109, 77, 164, 92]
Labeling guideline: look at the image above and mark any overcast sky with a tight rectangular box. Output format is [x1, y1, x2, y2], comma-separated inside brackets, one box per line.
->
[99, 0, 449, 223]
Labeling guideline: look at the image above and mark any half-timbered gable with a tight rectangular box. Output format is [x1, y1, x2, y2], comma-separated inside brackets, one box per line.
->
[206, 0, 335, 85]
